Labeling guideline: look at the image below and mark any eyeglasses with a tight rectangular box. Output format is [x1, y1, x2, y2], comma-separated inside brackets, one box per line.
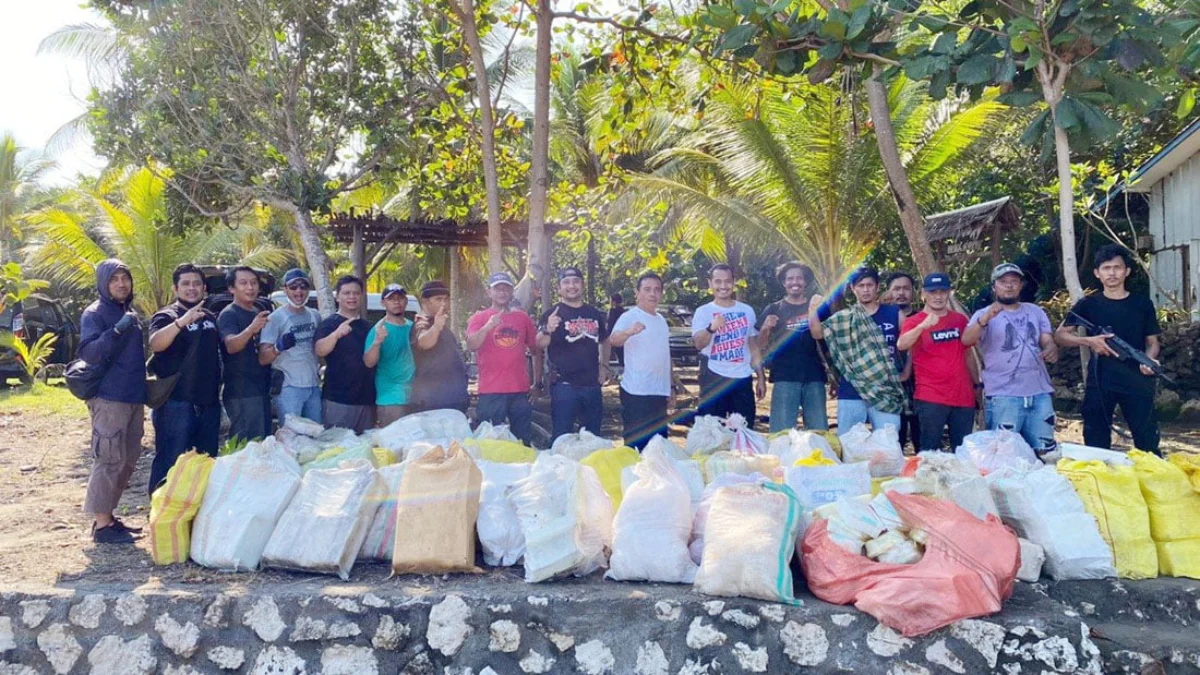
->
[286, 283, 310, 291]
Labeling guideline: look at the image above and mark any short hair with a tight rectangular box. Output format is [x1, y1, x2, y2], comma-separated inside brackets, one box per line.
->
[850, 266, 880, 285]
[610, 292, 623, 304]
[636, 272, 663, 291]
[886, 271, 915, 288]
[1094, 244, 1133, 270]
[775, 261, 812, 286]
[335, 275, 364, 294]
[708, 263, 736, 279]
[173, 263, 204, 287]
[226, 265, 258, 288]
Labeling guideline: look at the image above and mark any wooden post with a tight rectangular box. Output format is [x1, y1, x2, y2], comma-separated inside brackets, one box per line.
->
[587, 233, 597, 305]
[352, 221, 367, 318]
[450, 246, 461, 335]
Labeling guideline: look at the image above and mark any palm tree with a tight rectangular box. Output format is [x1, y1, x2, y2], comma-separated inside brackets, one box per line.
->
[23, 166, 297, 315]
[0, 133, 55, 264]
[37, 20, 123, 157]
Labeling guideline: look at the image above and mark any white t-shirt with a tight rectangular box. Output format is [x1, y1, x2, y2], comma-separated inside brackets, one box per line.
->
[691, 301, 758, 379]
[613, 305, 671, 397]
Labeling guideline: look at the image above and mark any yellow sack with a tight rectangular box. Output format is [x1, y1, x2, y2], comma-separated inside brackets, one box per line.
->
[471, 439, 537, 464]
[1130, 451, 1200, 578]
[1057, 459, 1158, 579]
[312, 446, 345, 463]
[1167, 452, 1200, 493]
[581, 446, 642, 509]
[794, 449, 836, 467]
[372, 448, 396, 468]
[149, 451, 215, 565]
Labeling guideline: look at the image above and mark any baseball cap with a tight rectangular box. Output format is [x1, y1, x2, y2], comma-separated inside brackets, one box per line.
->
[421, 280, 450, 298]
[382, 283, 407, 299]
[487, 272, 515, 288]
[990, 263, 1025, 282]
[282, 268, 311, 288]
[558, 266, 584, 282]
[922, 272, 952, 291]
[849, 266, 880, 285]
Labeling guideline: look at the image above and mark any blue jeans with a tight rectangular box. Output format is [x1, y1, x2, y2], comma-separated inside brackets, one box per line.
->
[476, 393, 533, 446]
[837, 398, 902, 433]
[275, 385, 322, 425]
[150, 399, 220, 495]
[550, 382, 603, 442]
[986, 394, 1057, 454]
[769, 380, 828, 432]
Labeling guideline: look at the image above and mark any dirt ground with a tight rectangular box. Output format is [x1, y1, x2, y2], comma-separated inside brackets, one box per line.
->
[1, 377, 1197, 592]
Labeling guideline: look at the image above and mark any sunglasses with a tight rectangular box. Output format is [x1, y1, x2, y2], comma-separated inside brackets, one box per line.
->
[286, 283, 310, 291]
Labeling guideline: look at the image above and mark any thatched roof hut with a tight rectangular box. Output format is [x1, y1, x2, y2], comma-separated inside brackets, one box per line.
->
[925, 196, 1022, 266]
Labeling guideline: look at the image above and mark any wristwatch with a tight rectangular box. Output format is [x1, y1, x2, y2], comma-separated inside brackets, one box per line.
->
[705, 325, 716, 334]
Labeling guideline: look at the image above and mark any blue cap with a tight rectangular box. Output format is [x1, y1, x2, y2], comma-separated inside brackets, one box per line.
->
[487, 272, 515, 288]
[382, 283, 407, 299]
[282, 268, 311, 288]
[849, 266, 879, 285]
[922, 272, 952, 291]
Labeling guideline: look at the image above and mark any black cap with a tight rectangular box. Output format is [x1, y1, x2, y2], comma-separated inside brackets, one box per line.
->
[558, 266, 584, 282]
[420, 280, 450, 298]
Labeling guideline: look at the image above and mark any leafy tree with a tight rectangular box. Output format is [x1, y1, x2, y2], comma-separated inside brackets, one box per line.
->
[0, 133, 55, 263]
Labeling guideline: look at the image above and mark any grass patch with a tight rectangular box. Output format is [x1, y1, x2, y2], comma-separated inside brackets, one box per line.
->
[0, 382, 88, 419]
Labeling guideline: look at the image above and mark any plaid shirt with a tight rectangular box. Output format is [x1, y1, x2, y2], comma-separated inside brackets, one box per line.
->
[821, 304, 907, 415]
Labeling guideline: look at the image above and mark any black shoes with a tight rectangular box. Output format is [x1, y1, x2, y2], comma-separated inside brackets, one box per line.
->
[112, 518, 143, 534]
[92, 522, 139, 544]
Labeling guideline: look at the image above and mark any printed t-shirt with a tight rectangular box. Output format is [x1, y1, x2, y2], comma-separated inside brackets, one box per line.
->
[967, 303, 1054, 398]
[902, 311, 974, 407]
[539, 302, 610, 386]
[468, 308, 537, 395]
[260, 306, 321, 388]
[149, 301, 220, 405]
[691, 301, 758, 379]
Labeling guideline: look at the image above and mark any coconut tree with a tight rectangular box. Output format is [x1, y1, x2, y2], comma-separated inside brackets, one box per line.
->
[0, 133, 55, 263]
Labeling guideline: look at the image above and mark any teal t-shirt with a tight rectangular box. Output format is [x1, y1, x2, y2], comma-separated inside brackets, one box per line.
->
[365, 321, 415, 405]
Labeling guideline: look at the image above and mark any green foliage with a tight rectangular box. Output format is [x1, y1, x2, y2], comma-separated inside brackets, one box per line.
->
[1, 332, 59, 382]
[0, 262, 49, 316]
[0, 381, 87, 417]
[219, 435, 249, 457]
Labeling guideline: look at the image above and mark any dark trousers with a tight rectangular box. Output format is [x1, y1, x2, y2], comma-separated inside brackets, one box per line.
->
[550, 382, 603, 442]
[476, 393, 533, 446]
[150, 399, 220, 495]
[913, 400, 975, 453]
[621, 389, 669, 451]
[899, 380, 920, 451]
[1081, 386, 1159, 455]
[698, 360, 755, 423]
[224, 395, 272, 443]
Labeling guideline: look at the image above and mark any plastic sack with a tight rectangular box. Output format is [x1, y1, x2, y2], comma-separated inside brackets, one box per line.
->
[314, 426, 360, 450]
[795, 449, 835, 467]
[473, 420, 520, 442]
[689, 473, 768, 565]
[704, 451, 781, 484]
[1168, 452, 1200, 492]
[283, 414, 325, 437]
[372, 447, 395, 467]
[275, 427, 324, 464]
[645, 434, 690, 461]
[549, 428, 613, 461]
[1060, 443, 1133, 466]
[785, 462, 872, 511]
[606, 443, 698, 583]
[912, 452, 998, 521]
[191, 439, 302, 571]
[357, 463, 407, 561]
[1017, 538, 1045, 582]
[262, 460, 383, 579]
[801, 493, 1020, 637]
[622, 459, 705, 506]
[372, 409, 473, 451]
[477, 460, 532, 566]
[693, 482, 803, 603]
[770, 430, 839, 466]
[464, 438, 537, 464]
[391, 443, 484, 575]
[955, 430, 1039, 475]
[686, 415, 733, 456]
[149, 451, 215, 565]
[726, 413, 767, 455]
[581, 445, 642, 510]
[840, 423, 904, 477]
[986, 464, 1115, 580]
[304, 441, 377, 472]
[1058, 459, 1157, 579]
[1129, 450, 1200, 579]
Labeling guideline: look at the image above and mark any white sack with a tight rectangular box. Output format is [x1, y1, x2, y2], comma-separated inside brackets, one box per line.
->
[549, 428, 613, 461]
[686, 415, 733, 456]
[473, 421, 520, 442]
[1018, 538, 1046, 582]
[769, 429, 839, 466]
[622, 459, 705, 506]
[606, 444, 698, 583]
[912, 452, 999, 520]
[839, 423, 904, 477]
[955, 430, 1039, 474]
[703, 451, 781, 484]
[785, 462, 872, 510]
[1060, 443, 1133, 466]
[283, 414, 325, 437]
[693, 482, 803, 602]
[726, 413, 767, 455]
[358, 462, 409, 561]
[372, 409, 473, 451]
[688, 472, 768, 565]
[645, 434, 690, 462]
[476, 460, 532, 566]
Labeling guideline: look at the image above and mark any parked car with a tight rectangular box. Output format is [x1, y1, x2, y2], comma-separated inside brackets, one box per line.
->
[659, 305, 700, 367]
[0, 294, 79, 383]
[269, 290, 420, 324]
[200, 265, 276, 315]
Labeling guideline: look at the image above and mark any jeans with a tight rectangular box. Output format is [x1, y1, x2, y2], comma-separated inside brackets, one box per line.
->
[1081, 386, 1159, 454]
[913, 400, 975, 452]
[985, 394, 1057, 454]
[769, 380, 828, 432]
[837, 398, 902, 433]
[150, 399, 220, 495]
[275, 385, 322, 425]
[620, 388, 668, 451]
[476, 393, 533, 446]
[224, 395, 272, 442]
[551, 382, 603, 442]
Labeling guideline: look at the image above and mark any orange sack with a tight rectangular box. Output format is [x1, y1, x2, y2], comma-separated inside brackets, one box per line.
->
[801, 492, 1020, 637]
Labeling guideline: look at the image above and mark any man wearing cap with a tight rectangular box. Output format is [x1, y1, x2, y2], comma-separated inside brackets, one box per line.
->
[963, 263, 1059, 454]
[411, 280, 470, 413]
[691, 263, 764, 422]
[315, 275, 376, 433]
[467, 272, 539, 444]
[260, 268, 323, 424]
[898, 273, 978, 451]
[537, 267, 612, 441]
[364, 284, 416, 427]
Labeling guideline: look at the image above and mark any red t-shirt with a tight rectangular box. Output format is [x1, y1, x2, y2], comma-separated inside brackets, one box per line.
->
[902, 311, 974, 408]
[467, 308, 537, 394]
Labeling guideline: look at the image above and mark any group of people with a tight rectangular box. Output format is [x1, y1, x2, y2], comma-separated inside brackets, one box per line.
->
[75, 243, 1163, 544]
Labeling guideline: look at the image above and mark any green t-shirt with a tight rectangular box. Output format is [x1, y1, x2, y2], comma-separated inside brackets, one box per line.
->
[365, 320, 415, 406]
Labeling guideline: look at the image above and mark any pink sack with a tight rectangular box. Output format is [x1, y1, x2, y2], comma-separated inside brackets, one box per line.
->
[801, 492, 1020, 637]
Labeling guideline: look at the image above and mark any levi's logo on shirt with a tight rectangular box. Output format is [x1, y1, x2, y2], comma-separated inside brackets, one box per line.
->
[931, 327, 962, 342]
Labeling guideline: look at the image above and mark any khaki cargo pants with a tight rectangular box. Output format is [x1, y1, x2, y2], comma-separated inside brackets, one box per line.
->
[84, 398, 144, 515]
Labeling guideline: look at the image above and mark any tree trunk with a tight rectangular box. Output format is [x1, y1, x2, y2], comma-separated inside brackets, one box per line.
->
[292, 207, 335, 316]
[525, 0, 553, 297]
[864, 64, 939, 277]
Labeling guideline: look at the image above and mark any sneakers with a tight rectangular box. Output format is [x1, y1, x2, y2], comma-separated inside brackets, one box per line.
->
[112, 518, 143, 534]
[92, 522, 138, 545]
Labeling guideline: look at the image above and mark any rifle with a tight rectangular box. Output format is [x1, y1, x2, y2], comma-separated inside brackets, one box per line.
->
[1067, 311, 1174, 384]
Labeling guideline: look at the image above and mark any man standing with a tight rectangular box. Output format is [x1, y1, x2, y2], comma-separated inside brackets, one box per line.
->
[607, 292, 626, 367]
[218, 267, 272, 441]
[758, 262, 828, 432]
[1055, 245, 1162, 453]
[611, 272, 673, 449]
[886, 271, 921, 450]
[78, 259, 145, 544]
[812, 266, 907, 432]
[537, 267, 611, 441]
[963, 263, 1059, 455]
[898, 273, 976, 451]
[410, 280, 470, 413]
[315, 276, 376, 433]
[691, 264, 763, 422]
[365, 284, 416, 428]
[260, 268, 322, 424]
[148, 263, 220, 494]
[467, 272, 539, 444]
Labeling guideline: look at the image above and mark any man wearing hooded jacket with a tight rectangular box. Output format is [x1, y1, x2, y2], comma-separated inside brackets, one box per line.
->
[77, 259, 146, 544]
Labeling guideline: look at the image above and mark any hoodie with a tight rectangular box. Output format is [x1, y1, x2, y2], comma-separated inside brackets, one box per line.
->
[78, 259, 146, 404]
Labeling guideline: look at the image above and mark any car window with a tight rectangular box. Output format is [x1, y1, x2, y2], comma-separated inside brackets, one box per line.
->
[0, 305, 13, 329]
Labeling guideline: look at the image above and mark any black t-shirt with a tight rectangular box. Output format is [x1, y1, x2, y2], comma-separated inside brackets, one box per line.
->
[540, 302, 610, 386]
[410, 318, 470, 409]
[758, 299, 826, 384]
[316, 314, 376, 406]
[149, 301, 221, 406]
[607, 306, 626, 335]
[217, 304, 271, 400]
[1065, 292, 1161, 397]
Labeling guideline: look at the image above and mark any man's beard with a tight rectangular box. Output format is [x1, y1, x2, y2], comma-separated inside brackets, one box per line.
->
[997, 295, 1020, 305]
